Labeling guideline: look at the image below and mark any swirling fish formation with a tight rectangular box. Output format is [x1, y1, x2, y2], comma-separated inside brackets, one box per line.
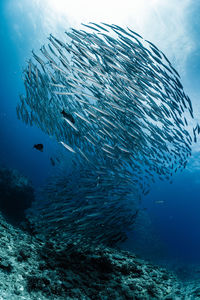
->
[28, 161, 139, 246]
[17, 23, 197, 245]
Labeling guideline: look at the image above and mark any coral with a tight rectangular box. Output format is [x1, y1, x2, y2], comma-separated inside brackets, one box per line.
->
[0, 211, 198, 299]
[0, 167, 34, 224]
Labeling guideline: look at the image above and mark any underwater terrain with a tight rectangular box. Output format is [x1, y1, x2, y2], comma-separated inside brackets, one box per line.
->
[1, 1, 200, 299]
[0, 167, 200, 299]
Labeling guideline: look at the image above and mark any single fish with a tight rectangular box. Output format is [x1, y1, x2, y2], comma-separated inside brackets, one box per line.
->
[50, 157, 55, 166]
[60, 141, 76, 153]
[33, 143, 44, 152]
[61, 110, 75, 124]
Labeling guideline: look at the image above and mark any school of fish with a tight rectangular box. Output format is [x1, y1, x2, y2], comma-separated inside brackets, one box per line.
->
[17, 23, 198, 246]
[28, 160, 140, 246]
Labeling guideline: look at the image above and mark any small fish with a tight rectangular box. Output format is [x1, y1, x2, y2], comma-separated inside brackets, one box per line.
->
[50, 157, 55, 166]
[33, 144, 43, 152]
[60, 141, 76, 153]
[63, 117, 78, 131]
[61, 110, 75, 124]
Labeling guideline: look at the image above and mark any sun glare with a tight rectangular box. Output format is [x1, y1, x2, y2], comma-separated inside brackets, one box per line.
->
[41, 0, 152, 28]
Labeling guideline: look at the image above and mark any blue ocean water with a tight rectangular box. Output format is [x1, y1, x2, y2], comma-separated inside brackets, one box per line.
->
[0, 4, 57, 187]
[1, 0, 200, 277]
[124, 162, 200, 266]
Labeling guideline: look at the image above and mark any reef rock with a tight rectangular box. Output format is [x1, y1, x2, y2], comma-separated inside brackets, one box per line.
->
[0, 212, 197, 299]
[0, 167, 34, 224]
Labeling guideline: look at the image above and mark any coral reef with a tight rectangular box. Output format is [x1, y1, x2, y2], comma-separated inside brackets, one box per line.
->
[0, 212, 198, 299]
[0, 167, 34, 224]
